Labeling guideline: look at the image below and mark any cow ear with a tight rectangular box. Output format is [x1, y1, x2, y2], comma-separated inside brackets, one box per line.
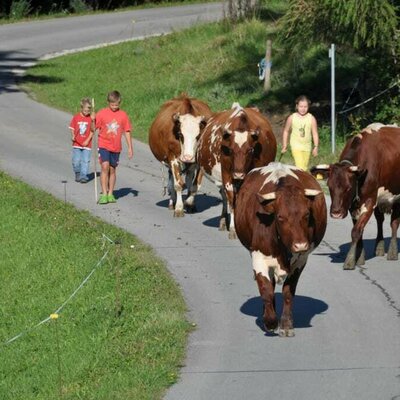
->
[257, 192, 276, 214]
[304, 189, 322, 199]
[198, 116, 207, 130]
[310, 164, 330, 179]
[251, 128, 260, 140]
[223, 130, 231, 141]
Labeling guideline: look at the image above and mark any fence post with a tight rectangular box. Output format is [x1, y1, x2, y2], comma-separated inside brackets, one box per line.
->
[263, 39, 272, 93]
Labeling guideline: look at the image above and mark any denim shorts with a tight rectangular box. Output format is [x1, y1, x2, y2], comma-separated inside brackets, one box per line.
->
[98, 148, 120, 167]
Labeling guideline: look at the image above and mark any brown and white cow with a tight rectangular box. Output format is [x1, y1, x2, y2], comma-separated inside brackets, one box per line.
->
[196, 104, 276, 238]
[235, 163, 327, 336]
[311, 125, 400, 270]
[149, 94, 212, 217]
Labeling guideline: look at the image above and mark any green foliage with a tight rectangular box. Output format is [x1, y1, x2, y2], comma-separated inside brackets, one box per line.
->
[0, 172, 189, 400]
[9, 0, 31, 19]
[69, 0, 91, 13]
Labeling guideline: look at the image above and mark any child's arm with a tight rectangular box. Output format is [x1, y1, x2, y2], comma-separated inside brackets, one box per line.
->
[311, 115, 319, 157]
[124, 131, 133, 159]
[281, 114, 292, 153]
[83, 114, 96, 147]
[69, 127, 75, 142]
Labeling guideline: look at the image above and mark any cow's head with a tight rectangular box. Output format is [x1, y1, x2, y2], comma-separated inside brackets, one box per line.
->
[220, 114, 262, 187]
[310, 163, 366, 219]
[172, 112, 207, 163]
[257, 187, 321, 253]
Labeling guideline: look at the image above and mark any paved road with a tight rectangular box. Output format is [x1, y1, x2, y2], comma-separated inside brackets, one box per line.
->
[1, 6, 400, 399]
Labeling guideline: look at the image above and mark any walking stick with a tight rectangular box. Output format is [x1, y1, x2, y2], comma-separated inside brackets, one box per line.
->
[92, 98, 98, 204]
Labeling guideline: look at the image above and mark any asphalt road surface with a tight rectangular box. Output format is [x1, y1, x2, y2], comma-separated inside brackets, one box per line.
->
[0, 5, 399, 399]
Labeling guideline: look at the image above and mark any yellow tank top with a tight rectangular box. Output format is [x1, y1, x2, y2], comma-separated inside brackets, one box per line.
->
[290, 113, 313, 151]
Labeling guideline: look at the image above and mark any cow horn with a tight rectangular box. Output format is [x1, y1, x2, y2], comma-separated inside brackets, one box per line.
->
[260, 192, 276, 200]
[172, 112, 180, 121]
[314, 164, 330, 170]
[349, 166, 359, 172]
[304, 189, 321, 197]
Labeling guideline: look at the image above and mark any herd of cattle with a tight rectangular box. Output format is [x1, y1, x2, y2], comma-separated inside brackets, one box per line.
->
[149, 94, 400, 337]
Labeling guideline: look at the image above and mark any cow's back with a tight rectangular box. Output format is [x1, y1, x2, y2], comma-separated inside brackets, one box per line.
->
[341, 128, 400, 193]
[149, 95, 212, 163]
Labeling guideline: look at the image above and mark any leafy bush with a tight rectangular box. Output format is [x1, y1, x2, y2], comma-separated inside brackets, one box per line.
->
[9, 0, 31, 19]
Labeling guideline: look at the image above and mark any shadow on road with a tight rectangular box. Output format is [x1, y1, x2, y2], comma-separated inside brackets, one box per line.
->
[317, 237, 400, 264]
[114, 187, 138, 199]
[240, 294, 328, 335]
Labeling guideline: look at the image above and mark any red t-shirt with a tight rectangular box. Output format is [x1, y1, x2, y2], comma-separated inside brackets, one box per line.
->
[69, 113, 93, 149]
[95, 108, 132, 152]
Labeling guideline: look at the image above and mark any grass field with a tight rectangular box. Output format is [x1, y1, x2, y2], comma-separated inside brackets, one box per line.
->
[0, 172, 190, 399]
[22, 16, 344, 163]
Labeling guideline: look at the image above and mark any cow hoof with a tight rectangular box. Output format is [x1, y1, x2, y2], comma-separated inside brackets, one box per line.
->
[219, 219, 227, 231]
[228, 230, 237, 240]
[174, 209, 185, 217]
[278, 328, 295, 338]
[387, 240, 398, 260]
[356, 253, 365, 266]
[168, 203, 174, 211]
[343, 260, 355, 270]
[375, 241, 385, 257]
[264, 319, 278, 333]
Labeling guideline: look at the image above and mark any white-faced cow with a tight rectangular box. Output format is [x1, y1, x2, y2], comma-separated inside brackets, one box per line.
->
[196, 104, 276, 239]
[149, 94, 212, 217]
[311, 125, 400, 269]
[235, 162, 327, 337]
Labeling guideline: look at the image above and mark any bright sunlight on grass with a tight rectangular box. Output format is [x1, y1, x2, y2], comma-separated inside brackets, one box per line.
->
[0, 172, 189, 400]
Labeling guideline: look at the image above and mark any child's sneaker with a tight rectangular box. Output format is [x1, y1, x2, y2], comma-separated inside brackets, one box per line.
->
[75, 172, 80, 182]
[107, 194, 117, 203]
[80, 177, 89, 183]
[98, 194, 108, 205]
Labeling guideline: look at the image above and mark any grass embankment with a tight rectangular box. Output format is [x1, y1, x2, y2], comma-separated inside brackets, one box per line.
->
[0, 172, 189, 400]
[22, 15, 344, 164]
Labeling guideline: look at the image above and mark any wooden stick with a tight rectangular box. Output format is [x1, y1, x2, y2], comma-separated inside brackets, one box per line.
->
[92, 98, 98, 204]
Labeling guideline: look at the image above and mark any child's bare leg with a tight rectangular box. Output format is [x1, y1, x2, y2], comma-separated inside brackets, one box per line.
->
[108, 165, 116, 195]
[100, 161, 110, 194]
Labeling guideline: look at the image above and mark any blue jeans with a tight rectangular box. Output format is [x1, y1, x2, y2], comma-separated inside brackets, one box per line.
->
[72, 148, 91, 180]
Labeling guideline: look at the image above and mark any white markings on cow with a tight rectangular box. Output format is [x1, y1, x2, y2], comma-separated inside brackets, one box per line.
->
[179, 114, 203, 161]
[233, 130, 248, 147]
[377, 187, 400, 213]
[225, 182, 234, 192]
[210, 162, 222, 184]
[252, 250, 287, 284]
[351, 203, 368, 220]
[252, 162, 300, 187]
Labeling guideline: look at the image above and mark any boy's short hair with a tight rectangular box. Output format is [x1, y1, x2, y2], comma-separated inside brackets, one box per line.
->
[80, 97, 91, 108]
[295, 95, 311, 106]
[107, 90, 121, 103]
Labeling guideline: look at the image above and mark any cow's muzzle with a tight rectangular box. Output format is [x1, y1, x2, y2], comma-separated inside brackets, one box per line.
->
[180, 154, 195, 163]
[292, 242, 309, 253]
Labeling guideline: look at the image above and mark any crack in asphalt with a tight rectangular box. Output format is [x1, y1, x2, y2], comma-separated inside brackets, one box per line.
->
[358, 267, 400, 318]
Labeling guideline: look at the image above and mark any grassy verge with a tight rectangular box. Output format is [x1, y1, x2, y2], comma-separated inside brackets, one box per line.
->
[0, 172, 189, 400]
[22, 16, 345, 159]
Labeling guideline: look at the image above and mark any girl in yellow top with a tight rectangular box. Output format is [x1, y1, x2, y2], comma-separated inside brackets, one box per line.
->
[281, 95, 319, 170]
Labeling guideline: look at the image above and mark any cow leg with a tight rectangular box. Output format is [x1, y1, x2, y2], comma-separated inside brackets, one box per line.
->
[171, 160, 185, 217]
[374, 208, 385, 256]
[167, 169, 176, 210]
[184, 164, 197, 213]
[218, 186, 228, 231]
[387, 204, 400, 260]
[344, 206, 373, 270]
[225, 182, 237, 239]
[279, 266, 303, 337]
[254, 273, 278, 332]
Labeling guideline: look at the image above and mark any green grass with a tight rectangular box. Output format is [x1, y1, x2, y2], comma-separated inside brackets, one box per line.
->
[22, 19, 279, 143]
[0, 172, 190, 400]
[22, 16, 345, 158]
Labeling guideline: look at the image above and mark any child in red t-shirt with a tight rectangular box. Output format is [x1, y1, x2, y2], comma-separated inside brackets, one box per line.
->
[95, 90, 133, 204]
[69, 97, 95, 183]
